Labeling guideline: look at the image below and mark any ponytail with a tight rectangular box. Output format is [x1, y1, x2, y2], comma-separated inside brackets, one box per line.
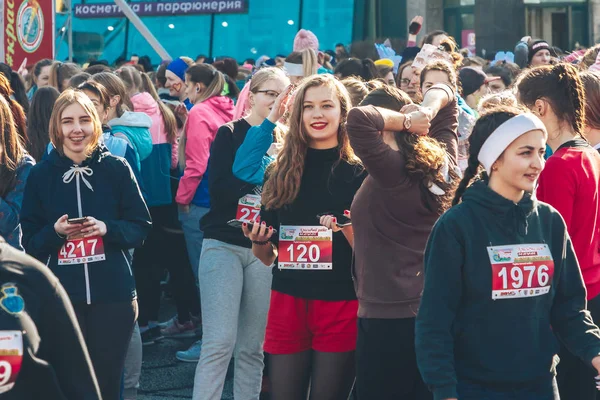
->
[452, 154, 481, 206]
[517, 63, 586, 137]
[178, 64, 225, 170]
[9, 71, 29, 114]
[139, 71, 178, 144]
[553, 63, 586, 136]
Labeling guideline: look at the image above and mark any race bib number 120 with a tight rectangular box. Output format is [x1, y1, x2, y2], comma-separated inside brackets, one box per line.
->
[487, 243, 554, 300]
[278, 225, 333, 270]
[0, 331, 23, 394]
[58, 236, 106, 265]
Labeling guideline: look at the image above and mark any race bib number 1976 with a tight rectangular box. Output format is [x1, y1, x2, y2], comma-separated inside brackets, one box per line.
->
[487, 243, 554, 300]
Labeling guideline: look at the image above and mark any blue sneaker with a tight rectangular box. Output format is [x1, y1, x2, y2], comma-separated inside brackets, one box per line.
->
[176, 340, 202, 362]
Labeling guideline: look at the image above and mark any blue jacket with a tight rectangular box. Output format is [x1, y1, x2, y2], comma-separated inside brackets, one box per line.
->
[232, 118, 277, 185]
[20, 145, 151, 304]
[108, 111, 153, 170]
[0, 154, 35, 250]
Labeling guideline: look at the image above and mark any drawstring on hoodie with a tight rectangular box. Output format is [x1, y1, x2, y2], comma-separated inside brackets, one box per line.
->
[62, 165, 94, 217]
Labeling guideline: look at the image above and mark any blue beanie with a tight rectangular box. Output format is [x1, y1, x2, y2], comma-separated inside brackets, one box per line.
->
[167, 57, 189, 82]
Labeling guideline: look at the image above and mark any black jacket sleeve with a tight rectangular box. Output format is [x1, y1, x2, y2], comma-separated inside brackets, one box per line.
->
[103, 158, 152, 249]
[37, 278, 102, 399]
[209, 125, 256, 202]
[551, 215, 600, 365]
[415, 212, 464, 400]
[20, 166, 65, 262]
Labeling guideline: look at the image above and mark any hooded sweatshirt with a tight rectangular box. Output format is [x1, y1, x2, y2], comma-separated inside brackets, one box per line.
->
[131, 92, 176, 207]
[416, 181, 600, 400]
[20, 145, 152, 304]
[0, 154, 35, 251]
[108, 111, 153, 171]
[536, 139, 600, 299]
[176, 95, 234, 207]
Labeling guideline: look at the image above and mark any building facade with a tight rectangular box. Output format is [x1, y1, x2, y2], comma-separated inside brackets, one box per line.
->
[55, 0, 599, 64]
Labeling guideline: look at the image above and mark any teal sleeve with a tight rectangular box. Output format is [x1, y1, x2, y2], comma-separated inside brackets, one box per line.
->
[232, 118, 276, 185]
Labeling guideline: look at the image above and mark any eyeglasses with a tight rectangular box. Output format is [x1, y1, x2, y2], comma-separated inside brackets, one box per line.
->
[399, 78, 411, 86]
[256, 90, 280, 99]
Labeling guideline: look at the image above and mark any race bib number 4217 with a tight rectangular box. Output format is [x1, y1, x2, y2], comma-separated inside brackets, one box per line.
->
[0, 331, 23, 394]
[487, 243, 554, 300]
[58, 236, 106, 265]
[278, 225, 333, 270]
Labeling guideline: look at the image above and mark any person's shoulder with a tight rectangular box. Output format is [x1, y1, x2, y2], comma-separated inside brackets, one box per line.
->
[0, 241, 59, 291]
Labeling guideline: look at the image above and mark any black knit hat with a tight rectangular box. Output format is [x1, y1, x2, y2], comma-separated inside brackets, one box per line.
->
[528, 40, 552, 65]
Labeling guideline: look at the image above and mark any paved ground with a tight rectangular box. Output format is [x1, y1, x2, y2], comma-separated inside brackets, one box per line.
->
[136, 298, 235, 400]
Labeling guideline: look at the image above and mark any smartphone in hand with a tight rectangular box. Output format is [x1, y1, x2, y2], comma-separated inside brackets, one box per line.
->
[317, 213, 352, 228]
[67, 217, 88, 225]
[227, 219, 278, 234]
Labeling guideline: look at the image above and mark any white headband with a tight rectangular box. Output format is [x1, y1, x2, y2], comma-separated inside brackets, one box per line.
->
[284, 62, 304, 77]
[478, 113, 547, 172]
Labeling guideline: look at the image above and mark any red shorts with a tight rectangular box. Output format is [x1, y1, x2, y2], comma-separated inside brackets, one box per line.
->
[264, 290, 358, 354]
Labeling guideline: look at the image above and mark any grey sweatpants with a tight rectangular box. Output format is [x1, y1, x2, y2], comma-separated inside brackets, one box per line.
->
[192, 239, 272, 400]
[123, 322, 142, 400]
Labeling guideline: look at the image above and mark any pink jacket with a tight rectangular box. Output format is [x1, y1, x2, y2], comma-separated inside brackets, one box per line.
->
[131, 92, 178, 169]
[175, 95, 235, 205]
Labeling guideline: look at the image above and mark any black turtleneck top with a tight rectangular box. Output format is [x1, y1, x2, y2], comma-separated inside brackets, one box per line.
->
[260, 147, 366, 301]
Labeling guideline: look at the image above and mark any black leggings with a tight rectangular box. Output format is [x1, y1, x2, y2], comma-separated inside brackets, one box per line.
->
[73, 300, 137, 400]
[355, 317, 431, 400]
[269, 350, 356, 400]
[557, 293, 600, 400]
[133, 205, 200, 326]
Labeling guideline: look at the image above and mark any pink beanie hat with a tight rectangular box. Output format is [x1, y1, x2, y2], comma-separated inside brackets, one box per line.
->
[293, 29, 319, 52]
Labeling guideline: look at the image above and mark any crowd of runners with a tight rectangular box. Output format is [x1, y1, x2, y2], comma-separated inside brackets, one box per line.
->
[3, 14, 600, 400]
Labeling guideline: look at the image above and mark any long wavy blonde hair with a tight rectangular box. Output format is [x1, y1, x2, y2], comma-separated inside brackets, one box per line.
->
[261, 74, 361, 210]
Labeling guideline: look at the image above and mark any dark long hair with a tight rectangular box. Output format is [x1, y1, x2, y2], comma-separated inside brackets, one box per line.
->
[516, 63, 585, 137]
[359, 85, 457, 213]
[0, 74, 27, 146]
[27, 86, 60, 161]
[0, 63, 29, 114]
[452, 106, 522, 205]
[0, 95, 25, 198]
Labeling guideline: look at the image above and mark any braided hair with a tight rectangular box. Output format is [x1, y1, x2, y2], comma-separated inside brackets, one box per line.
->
[516, 63, 585, 138]
[452, 106, 523, 205]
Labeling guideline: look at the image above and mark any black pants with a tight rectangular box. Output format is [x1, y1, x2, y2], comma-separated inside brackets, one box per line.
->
[355, 317, 432, 400]
[133, 205, 200, 325]
[557, 293, 600, 400]
[73, 300, 137, 400]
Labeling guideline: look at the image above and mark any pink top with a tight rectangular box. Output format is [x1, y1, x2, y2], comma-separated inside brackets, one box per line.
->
[175, 95, 235, 205]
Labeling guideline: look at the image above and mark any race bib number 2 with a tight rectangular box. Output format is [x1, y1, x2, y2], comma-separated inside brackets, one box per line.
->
[58, 236, 106, 265]
[278, 225, 333, 270]
[236, 194, 261, 223]
[0, 331, 23, 394]
[488, 244, 554, 300]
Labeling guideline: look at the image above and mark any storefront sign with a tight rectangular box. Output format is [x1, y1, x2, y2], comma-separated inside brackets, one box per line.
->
[1, 0, 54, 69]
[74, 0, 247, 18]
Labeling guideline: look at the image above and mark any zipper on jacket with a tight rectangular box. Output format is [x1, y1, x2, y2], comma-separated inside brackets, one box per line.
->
[75, 169, 92, 305]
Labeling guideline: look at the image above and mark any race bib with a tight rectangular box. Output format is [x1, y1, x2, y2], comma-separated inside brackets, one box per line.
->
[58, 236, 106, 265]
[236, 194, 261, 223]
[0, 331, 23, 394]
[278, 225, 333, 270]
[488, 244, 554, 300]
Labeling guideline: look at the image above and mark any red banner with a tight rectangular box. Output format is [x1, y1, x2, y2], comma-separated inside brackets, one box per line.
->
[1, 0, 54, 70]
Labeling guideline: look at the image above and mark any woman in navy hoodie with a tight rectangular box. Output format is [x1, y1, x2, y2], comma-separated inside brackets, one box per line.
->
[416, 106, 600, 400]
[20, 89, 151, 400]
